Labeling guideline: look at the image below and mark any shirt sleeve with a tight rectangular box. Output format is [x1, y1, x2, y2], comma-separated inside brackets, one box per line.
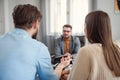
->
[36, 44, 58, 80]
[72, 37, 81, 59]
[54, 38, 62, 57]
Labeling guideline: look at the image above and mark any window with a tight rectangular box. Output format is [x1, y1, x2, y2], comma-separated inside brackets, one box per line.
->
[46, 0, 89, 35]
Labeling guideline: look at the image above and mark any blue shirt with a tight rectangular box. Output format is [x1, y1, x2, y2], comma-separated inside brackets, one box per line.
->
[0, 28, 58, 80]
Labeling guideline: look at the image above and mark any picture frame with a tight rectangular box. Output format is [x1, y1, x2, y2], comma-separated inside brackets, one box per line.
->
[114, 0, 120, 14]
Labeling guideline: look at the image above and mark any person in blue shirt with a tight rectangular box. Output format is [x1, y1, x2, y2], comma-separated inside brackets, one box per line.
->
[0, 4, 71, 80]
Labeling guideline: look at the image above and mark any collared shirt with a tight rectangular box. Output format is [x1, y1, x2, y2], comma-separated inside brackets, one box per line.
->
[0, 28, 58, 80]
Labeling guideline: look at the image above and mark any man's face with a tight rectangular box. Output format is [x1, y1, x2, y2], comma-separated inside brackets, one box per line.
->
[62, 27, 72, 38]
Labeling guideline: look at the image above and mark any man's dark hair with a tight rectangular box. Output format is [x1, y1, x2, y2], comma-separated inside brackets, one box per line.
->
[63, 24, 72, 30]
[12, 4, 42, 29]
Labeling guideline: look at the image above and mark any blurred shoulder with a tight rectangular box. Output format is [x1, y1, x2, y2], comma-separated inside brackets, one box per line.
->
[72, 36, 79, 39]
[31, 39, 51, 58]
[55, 36, 63, 41]
[78, 43, 102, 57]
[31, 39, 48, 50]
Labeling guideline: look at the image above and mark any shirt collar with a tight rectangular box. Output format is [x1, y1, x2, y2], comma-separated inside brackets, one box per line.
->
[9, 28, 32, 39]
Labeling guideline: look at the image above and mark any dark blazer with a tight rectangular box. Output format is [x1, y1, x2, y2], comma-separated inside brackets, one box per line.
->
[54, 36, 81, 59]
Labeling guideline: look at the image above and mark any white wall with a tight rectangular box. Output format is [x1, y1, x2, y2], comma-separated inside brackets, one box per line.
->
[0, 0, 40, 35]
[0, 0, 5, 35]
[1, 0, 120, 40]
[94, 0, 120, 40]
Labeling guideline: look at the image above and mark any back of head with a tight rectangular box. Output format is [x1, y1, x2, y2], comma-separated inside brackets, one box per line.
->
[85, 10, 120, 76]
[12, 4, 42, 29]
[85, 10, 112, 44]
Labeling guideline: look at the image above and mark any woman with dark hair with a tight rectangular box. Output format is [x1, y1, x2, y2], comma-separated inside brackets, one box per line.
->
[68, 11, 120, 80]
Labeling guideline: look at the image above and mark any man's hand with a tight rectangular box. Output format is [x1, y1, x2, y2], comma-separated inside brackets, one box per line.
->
[60, 69, 70, 80]
[64, 53, 73, 59]
[60, 55, 72, 67]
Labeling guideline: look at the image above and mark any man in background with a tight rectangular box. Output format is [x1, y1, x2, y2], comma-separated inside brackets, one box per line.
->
[54, 24, 81, 63]
[0, 4, 71, 80]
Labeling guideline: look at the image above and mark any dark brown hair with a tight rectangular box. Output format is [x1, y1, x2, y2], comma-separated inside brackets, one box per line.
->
[85, 11, 120, 76]
[63, 24, 72, 30]
[12, 4, 42, 29]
